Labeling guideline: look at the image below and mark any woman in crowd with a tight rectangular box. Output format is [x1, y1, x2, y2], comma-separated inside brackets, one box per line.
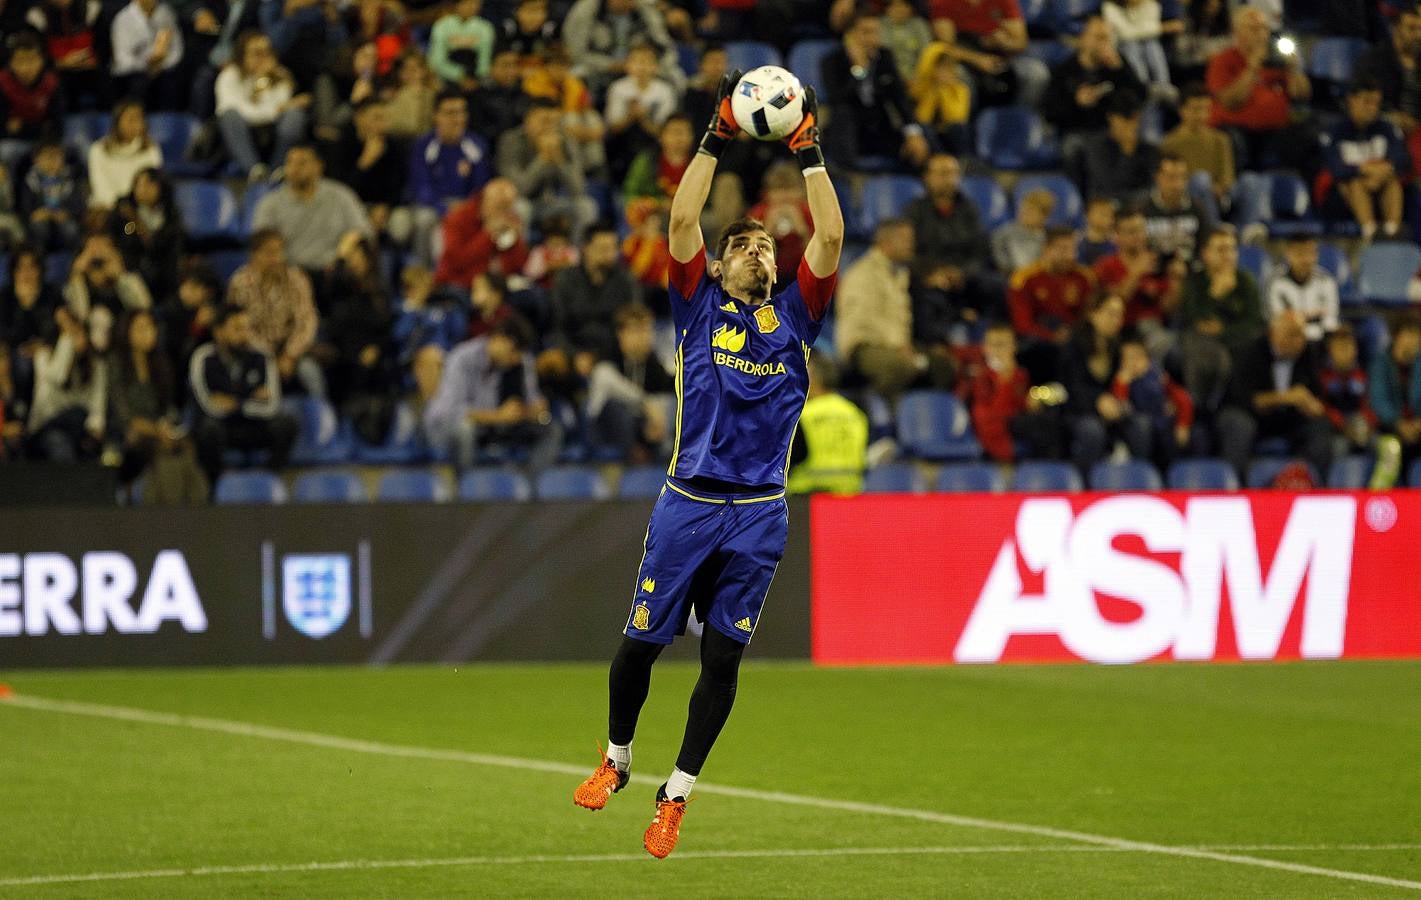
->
[26, 306, 107, 462]
[108, 167, 185, 303]
[88, 99, 163, 211]
[215, 30, 311, 183]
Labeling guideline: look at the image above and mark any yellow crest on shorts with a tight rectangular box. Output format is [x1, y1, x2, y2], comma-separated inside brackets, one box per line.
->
[632, 603, 651, 630]
[753, 305, 780, 334]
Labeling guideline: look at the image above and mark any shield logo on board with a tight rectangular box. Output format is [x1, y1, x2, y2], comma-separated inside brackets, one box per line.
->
[282, 554, 351, 639]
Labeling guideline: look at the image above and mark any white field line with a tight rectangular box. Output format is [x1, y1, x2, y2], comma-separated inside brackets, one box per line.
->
[4, 693, 1420, 892]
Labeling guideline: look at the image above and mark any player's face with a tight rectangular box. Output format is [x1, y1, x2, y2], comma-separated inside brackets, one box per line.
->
[721, 231, 776, 299]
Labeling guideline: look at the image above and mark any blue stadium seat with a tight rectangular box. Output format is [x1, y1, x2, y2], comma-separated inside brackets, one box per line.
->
[1012, 175, 1082, 228]
[1246, 457, 1320, 489]
[1306, 37, 1368, 92]
[174, 180, 239, 243]
[1011, 461, 1082, 492]
[723, 41, 782, 72]
[284, 396, 353, 465]
[1088, 459, 1163, 491]
[1233, 172, 1322, 237]
[535, 466, 611, 500]
[1408, 459, 1421, 487]
[1053, 0, 1102, 28]
[1358, 242, 1421, 305]
[1316, 242, 1354, 301]
[936, 462, 1005, 493]
[1167, 458, 1239, 490]
[353, 401, 436, 465]
[788, 40, 839, 99]
[1024, 39, 1072, 68]
[1237, 244, 1273, 287]
[863, 463, 919, 493]
[205, 250, 248, 283]
[838, 241, 869, 273]
[961, 175, 1011, 231]
[146, 112, 206, 175]
[214, 471, 287, 505]
[1021, 0, 1057, 30]
[975, 106, 1057, 170]
[619, 465, 668, 499]
[676, 43, 700, 77]
[458, 468, 532, 501]
[62, 112, 109, 155]
[291, 470, 367, 503]
[895, 391, 981, 460]
[1327, 455, 1371, 488]
[239, 181, 276, 236]
[375, 469, 450, 502]
[855, 175, 925, 238]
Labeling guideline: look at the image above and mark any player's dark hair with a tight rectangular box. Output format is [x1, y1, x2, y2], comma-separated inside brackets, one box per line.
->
[715, 218, 771, 261]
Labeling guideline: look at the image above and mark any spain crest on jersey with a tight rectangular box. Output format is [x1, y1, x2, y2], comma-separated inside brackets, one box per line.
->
[754, 305, 780, 334]
[632, 603, 651, 630]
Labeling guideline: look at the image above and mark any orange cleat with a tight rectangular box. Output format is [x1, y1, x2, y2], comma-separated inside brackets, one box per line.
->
[643, 785, 691, 858]
[573, 745, 628, 811]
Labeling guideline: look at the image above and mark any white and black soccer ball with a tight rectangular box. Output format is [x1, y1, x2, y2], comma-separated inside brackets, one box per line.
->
[730, 65, 806, 141]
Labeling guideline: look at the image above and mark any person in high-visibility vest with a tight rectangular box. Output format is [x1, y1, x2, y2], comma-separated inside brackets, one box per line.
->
[787, 354, 869, 495]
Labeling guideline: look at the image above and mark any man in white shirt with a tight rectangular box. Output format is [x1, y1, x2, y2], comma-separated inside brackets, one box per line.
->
[1266, 234, 1339, 342]
[111, 0, 185, 109]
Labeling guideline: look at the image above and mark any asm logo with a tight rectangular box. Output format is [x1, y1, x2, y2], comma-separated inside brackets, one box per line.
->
[711, 324, 747, 352]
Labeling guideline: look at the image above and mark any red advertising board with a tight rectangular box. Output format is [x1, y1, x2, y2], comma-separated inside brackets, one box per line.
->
[811, 491, 1421, 665]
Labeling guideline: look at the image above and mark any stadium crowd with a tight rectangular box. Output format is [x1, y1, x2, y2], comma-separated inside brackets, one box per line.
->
[2, 0, 1421, 502]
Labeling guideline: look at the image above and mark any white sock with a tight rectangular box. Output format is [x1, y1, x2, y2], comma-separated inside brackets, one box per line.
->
[607, 741, 631, 773]
[665, 767, 697, 801]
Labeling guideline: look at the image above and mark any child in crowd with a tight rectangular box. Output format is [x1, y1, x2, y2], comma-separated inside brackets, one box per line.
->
[1079, 197, 1118, 265]
[1325, 79, 1408, 241]
[1266, 234, 1339, 342]
[1318, 323, 1376, 452]
[965, 322, 1063, 462]
[20, 140, 83, 252]
[428, 0, 496, 89]
[1160, 83, 1235, 206]
[623, 207, 671, 299]
[1111, 337, 1194, 456]
[392, 264, 467, 372]
[910, 42, 971, 157]
[992, 188, 1055, 274]
[385, 50, 437, 140]
[0, 34, 65, 141]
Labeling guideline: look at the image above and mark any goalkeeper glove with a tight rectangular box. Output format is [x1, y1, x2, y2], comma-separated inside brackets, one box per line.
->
[698, 69, 744, 159]
[784, 85, 825, 173]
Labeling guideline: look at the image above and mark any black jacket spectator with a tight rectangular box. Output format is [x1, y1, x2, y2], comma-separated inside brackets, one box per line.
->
[820, 44, 921, 166]
[551, 231, 641, 356]
[1041, 50, 1143, 135]
[323, 123, 408, 208]
[903, 190, 988, 279]
[107, 170, 186, 304]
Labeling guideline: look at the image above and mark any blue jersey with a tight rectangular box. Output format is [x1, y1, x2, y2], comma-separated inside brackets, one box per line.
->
[666, 247, 837, 488]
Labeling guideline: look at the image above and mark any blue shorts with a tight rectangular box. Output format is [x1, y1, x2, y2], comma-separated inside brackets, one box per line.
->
[622, 478, 789, 645]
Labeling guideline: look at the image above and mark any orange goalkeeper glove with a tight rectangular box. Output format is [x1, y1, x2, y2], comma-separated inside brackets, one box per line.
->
[698, 69, 744, 159]
[784, 85, 824, 172]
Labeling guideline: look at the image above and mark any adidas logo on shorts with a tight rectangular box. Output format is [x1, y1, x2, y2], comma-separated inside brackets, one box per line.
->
[733, 617, 753, 633]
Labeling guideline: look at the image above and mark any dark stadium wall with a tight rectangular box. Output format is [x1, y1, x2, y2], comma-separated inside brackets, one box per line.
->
[0, 500, 812, 669]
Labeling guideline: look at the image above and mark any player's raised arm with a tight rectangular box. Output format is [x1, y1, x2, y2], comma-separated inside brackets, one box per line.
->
[669, 70, 743, 263]
[787, 87, 844, 301]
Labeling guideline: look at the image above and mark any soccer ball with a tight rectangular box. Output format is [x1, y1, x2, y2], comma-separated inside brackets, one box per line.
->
[731, 65, 806, 141]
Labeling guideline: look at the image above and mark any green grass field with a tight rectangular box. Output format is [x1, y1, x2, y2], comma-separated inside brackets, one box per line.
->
[2, 660, 1419, 898]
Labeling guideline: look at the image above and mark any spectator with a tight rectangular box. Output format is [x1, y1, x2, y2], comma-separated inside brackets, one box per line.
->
[434, 177, 528, 288]
[64, 233, 153, 321]
[467, 48, 529, 145]
[1062, 292, 1146, 472]
[523, 215, 582, 290]
[551, 224, 640, 357]
[910, 41, 972, 156]
[926, 0, 1049, 107]
[1, 246, 61, 362]
[500, 0, 561, 62]
[1318, 324, 1376, 454]
[428, 0, 495, 89]
[159, 259, 220, 377]
[522, 43, 607, 177]
[404, 342, 445, 445]
[323, 98, 408, 242]
[215, 30, 310, 184]
[1368, 313, 1421, 465]
[1102, 0, 1178, 102]
[821, 12, 931, 170]
[319, 234, 393, 409]
[1206, 7, 1313, 172]
[19, 140, 84, 253]
[312, 39, 380, 144]
[465, 271, 518, 342]
[110, 0, 185, 110]
[385, 50, 437, 141]
[0, 33, 66, 142]
[586, 302, 675, 462]
[1008, 226, 1096, 382]
[992, 187, 1053, 275]
[1079, 197, 1117, 266]
[87, 99, 164, 211]
[564, 0, 683, 96]
[1042, 17, 1143, 160]
[966, 321, 1063, 462]
[837, 218, 953, 399]
[0, 163, 22, 249]
[498, 101, 597, 237]
[0, 343, 24, 459]
[1177, 227, 1261, 408]
[904, 153, 994, 327]
[622, 207, 671, 300]
[622, 113, 693, 209]
[25, 307, 107, 462]
[1217, 309, 1332, 480]
[1172, 0, 1232, 86]
[407, 89, 492, 266]
[1094, 207, 1178, 352]
[682, 44, 728, 137]
[1111, 336, 1196, 465]
[883, 0, 935, 80]
[108, 308, 205, 499]
[1357, 7, 1421, 158]
[225, 229, 323, 398]
[787, 354, 870, 495]
[1142, 152, 1213, 261]
[1160, 83, 1234, 208]
[1323, 79, 1408, 241]
[258, 0, 346, 93]
[107, 167, 184, 303]
[424, 316, 562, 470]
[344, 0, 412, 77]
[25, 0, 103, 114]
[392, 264, 468, 368]
[604, 41, 680, 182]
[189, 303, 296, 484]
[1073, 91, 1159, 204]
[1265, 235, 1339, 343]
[746, 162, 814, 288]
[252, 144, 373, 276]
